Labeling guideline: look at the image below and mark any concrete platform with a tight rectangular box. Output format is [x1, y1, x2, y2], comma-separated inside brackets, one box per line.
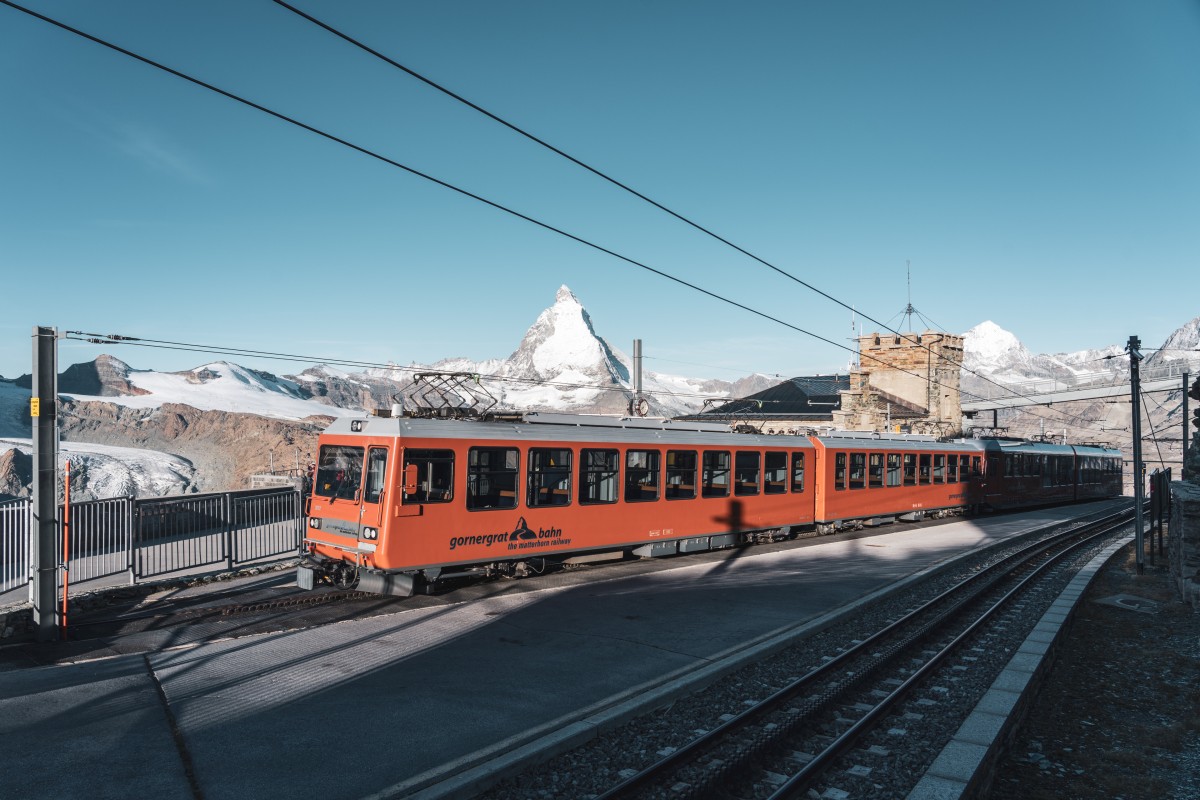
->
[0, 501, 1122, 800]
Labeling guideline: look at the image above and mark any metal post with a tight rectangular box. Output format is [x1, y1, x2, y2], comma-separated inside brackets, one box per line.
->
[1128, 335, 1145, 574]
[633, 339, 643, 396]
[629, 338, 646, 417]
[225, 491, 235, 571]
[1184, 372, 1190, 481]
[31, 326, 59, 640]
[126, 496, 137, 585]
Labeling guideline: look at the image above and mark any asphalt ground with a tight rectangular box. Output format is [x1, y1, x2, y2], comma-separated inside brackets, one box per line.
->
[0, 502, 1122, 800]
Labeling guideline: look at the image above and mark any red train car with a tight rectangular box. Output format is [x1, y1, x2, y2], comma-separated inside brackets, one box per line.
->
[300, 413, 818, 595]
[298, 413, 1124, 597]
[975, 439, 1123, 510]
[810, 434, 982, 531]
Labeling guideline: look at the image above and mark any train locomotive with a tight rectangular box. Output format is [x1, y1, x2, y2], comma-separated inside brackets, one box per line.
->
[297, 412, 1123, 597]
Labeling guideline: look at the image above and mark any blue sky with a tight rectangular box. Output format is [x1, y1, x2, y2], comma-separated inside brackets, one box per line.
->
[2, 1, 1198, 382]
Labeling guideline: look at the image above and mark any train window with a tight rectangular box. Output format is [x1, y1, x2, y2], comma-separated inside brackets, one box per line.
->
[1004, 454, 1013, 478]
[703, 451, 731, 497]
[791, 452, 806, 492]
[764, 452, 788, 494]
[868, 453, 884, 488]
[886, 453, 902, 486]
[834, 452, 847, 490]
[403, 449, 454, 504]
[933, 454, 945, 483]
[918, 454, 931, 485]
[467, 447, 519, 511]
[849, 453, 866, 489]
[959, 455, 970, 480]
[580, 449, 619, 504]
[528, 448, 572, 507]
[972, 456, 982, 476]
[364, 448, 388, 503]
[666, 450, 697, 499]
[625, 450, 660, 502]
[735, 452, 761, 496]
[316, 445, 364, 501]
[903, 453, 916, 486]
[947, 454, 958, 483]
[1058, 456, 1072, 486]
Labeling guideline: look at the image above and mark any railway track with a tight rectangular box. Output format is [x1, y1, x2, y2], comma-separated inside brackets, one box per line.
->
[590, 507, 1134, 800]
[62, 585, 402, 640]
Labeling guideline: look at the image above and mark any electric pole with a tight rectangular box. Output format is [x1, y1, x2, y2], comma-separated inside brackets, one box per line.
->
[31, 326, 60, 640]
[1128, 335, 1144, 574]
[1184, 371, 1190, 481]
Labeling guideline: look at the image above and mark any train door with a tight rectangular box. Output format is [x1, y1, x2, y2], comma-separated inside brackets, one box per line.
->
[358, 446, 389, 539]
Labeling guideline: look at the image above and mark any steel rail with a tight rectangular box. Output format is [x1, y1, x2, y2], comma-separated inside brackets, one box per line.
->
[593, 505, 1132, 799]
[768, 512, 1132, 798]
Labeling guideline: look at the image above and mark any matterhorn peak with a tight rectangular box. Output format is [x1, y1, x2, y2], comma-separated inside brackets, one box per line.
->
[507, 287, 629, 384]
[555, 284, 581, 305]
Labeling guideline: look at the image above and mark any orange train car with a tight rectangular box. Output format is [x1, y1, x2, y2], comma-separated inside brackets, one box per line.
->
[809, 434, 983, 531]
[300, 413, 819, 596]
[298, 413, 1123, 597]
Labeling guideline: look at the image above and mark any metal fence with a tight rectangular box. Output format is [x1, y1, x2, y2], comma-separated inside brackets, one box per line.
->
[0, 487, 303, 602]
[1, 498, 31, 595]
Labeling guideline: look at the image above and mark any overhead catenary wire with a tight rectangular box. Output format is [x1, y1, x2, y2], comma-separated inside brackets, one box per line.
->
[6, 3, 1020, 417]
[65, 330, 1124, 443]
[271, 0, 1108, 432]
[62, 333, 732, 403]
[4, 1, 1114, 436]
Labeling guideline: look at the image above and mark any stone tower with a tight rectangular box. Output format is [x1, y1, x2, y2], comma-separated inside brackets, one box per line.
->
[832, 330, 964, 436]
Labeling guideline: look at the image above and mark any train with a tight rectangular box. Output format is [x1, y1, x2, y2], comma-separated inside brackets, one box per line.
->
[297, 412, 1124, 597]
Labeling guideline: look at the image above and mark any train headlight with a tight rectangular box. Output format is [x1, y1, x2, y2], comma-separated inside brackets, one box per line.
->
[362, 527, 378, 540]
[309, 517, 321, 529]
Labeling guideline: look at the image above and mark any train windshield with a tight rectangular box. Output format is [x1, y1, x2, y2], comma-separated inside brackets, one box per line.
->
[315, 445, 364, 501]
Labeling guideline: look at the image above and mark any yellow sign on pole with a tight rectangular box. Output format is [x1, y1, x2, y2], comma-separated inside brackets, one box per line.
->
[30, 398, 40, 418]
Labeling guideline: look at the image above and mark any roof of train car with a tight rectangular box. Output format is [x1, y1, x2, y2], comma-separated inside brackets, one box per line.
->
[811, 435, 983, 453]
[972, 439, 1121, 456]
[321, 414, 819, 449]
[974, 439, 1077, 455]
[1070, 443, 1123, 456]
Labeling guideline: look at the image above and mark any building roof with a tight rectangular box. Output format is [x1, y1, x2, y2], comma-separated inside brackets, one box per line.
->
[690, 375, 850, 419]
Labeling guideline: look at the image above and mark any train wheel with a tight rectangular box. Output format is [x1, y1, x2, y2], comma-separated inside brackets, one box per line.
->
[332, 563, 359, 590]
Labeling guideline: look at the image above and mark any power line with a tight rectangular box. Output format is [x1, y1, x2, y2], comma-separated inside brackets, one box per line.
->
[65, 329, 1125, 444]
[272, 1, 1109, 432]
[2, 3, 910, 378]
[62, 332, 735, 403]
[5, 1, 1111, 436]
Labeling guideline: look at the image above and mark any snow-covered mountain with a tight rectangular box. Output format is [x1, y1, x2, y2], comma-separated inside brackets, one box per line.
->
[412, 286, 738, 416]
[1146, 315, 1200, 368]
[59, 358, 359, 420]
[0, 286, 765, 498]
[962, 320, 1126, 388]
[8, 285, 745, 420]
[0, 437, 196, 500]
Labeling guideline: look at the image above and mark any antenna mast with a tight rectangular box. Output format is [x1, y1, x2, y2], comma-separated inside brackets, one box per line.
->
[849, 306, 859, 370]
[901, 259, 917, 332]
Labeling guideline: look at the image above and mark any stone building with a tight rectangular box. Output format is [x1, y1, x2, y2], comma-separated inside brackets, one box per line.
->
[832, 330, 965, 437]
